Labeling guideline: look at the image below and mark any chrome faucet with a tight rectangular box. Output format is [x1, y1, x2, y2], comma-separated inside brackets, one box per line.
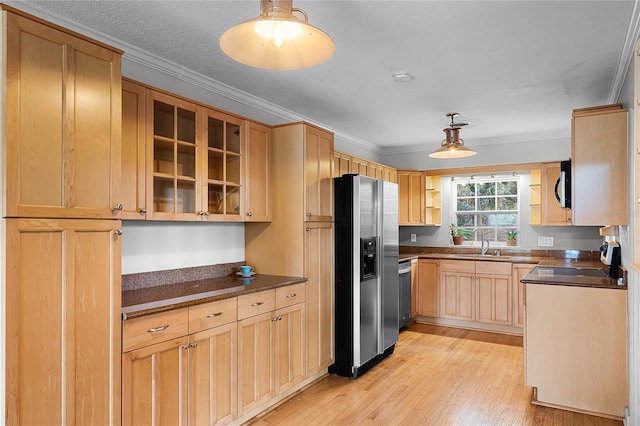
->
[471, 227, 489, 256]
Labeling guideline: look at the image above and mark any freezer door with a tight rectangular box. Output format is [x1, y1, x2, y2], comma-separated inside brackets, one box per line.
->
[356, 277, 380, 366]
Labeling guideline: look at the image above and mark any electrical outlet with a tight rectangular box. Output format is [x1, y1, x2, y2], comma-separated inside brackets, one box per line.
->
[537, 236, 554, 247]
[411, 233, 417, 242]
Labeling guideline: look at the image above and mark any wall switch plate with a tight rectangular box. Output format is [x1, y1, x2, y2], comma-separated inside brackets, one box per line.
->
[411, 234, 417, 242]
[537, 236, 554, 247]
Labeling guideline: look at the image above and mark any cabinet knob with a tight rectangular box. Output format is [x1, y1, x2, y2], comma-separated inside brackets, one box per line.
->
[306, 227, 311, 232]
[247, 212, 253, 217]
[190, 342, 198, 348]
[206, 312, 223, 318]
[115, 229, 123, 236]
[113, 203, 123, 211]
[205, 211, 210, 217]
[286, 293, 297, 299]
[198, 211, 205, 216]
[181, 344, 189, 350]
[139, 208, 147, 215]
[251, 301, 264, 307]
[307, 212, 312, 217]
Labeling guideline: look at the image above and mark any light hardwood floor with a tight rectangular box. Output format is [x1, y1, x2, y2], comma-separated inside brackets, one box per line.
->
[251, 323, 622, 425]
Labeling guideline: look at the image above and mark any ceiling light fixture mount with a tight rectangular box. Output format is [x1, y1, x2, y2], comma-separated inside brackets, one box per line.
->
[219, 0, 335, 70]
[428, 112, 477, 159]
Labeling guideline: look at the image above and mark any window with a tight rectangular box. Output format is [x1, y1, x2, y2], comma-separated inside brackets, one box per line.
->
[452, 176, 519, 244]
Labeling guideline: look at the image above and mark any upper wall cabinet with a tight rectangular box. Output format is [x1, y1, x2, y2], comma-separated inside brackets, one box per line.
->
[398, 170, 425, 226]
[572, 104, 628, 226]
[4, 8, 122, 219]
[333, 150, 397, 183]
[244, 121, 271, 222]
[145, 89, 246, 221]
[122, 79, 147, 219]
[529, 163, 571, 226]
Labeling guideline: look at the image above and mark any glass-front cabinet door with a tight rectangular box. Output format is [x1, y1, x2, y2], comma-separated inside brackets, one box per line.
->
[146, 90, 202, 220]
[205, 110, 244, 221]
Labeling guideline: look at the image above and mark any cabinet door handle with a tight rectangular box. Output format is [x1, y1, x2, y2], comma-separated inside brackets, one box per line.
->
[286, 293, 297, 298]
[115, 229, 123, 236]
[306, 212, 312, 217]
[251, 301, 264, 307]
[198, 211, 205, 216]
[306, 227, 311, 232]
[190, 342, 198, 348]
[140, 208, 147, 215]
[181, 344, 189, 350]
[247, 212, 253, 217]
[204, 211, 210, 217]
[147, 324, 170, 333]
[113, 203, 123, 211]
[206, 312, 223, 318]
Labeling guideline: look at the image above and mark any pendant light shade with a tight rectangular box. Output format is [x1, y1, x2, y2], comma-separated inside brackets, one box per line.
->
[429, 113, 477, 159]
[220, 0, 335, 70]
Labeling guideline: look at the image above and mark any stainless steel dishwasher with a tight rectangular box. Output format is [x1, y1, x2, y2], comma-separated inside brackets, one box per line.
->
[398, 261, 412, 329]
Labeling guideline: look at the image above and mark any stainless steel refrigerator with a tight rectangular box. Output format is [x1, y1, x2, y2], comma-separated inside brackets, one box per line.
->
[329, 174, 399, 379]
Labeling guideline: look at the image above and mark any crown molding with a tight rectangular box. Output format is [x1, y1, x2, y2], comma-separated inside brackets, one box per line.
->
[610, 0, 640, 103]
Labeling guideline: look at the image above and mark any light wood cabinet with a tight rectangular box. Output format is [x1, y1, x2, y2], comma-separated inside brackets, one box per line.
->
[572, 104, 628, 225]
[237, 288, 306, 416]
[122, 301, 238, 425]
[303, 125, 334, 222]
[333, 150, 397, 183]
[475, 261, 512, 326]
[541, 163, 571, 226]
[439, 260, 512, 325]
[410, 259, 418, 319]
[398, 170, 425, 225]
[246, 122, 334, 379]
[122, 79, 148, 219]
[333, 151, 352, 178]
[146, 89, 245, 221]
[424, 175, 442, 226]
[512, 263, 535, 328]
[122, 337, 188, 425]
[417, 259, 440, 317]
[6, 218, 122, 426]
[304, 221, 335, 376]
[525, 284, 627, 418]
[440, 260, 476, 321]
[4, 8, 122, 219]
[244, 121, 271, 221]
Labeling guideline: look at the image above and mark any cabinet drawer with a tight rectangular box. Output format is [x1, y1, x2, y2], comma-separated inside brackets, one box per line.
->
[476, 261, 512, 276]
[188, 297, 238, 333]
[276, 283, 306, 309]
[123, 308, 189, 352]
[237, 290, 276, 320]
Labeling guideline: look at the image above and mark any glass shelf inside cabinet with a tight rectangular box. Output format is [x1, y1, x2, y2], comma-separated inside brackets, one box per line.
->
[154, 139, 174, 175]
[226, 123, 241, 154]
[176, 143, 196, 178]
[176, 180, 197, 213]
[226, 185, 241, 216]
[208, 184, 224, 215]
[153, 176, 174, 213]
[226, 153, 241, 185]
[208, 117, 224, 150]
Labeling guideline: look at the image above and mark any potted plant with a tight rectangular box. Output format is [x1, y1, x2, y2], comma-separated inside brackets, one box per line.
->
[450, 223, 471, 245]
[506, 230, 519, 246]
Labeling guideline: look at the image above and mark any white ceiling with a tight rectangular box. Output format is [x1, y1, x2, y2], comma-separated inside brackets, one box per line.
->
[12, 0, 640, 154]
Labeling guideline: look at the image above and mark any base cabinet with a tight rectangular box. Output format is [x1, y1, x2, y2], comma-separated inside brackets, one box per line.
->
[416, 259, 440, 317]
[122, 302, 238, 426]
[6, 218, 122, 425]
[525, 284, 627, 418]
[237, 293, 306, 417]
[512, 264, 535, 328]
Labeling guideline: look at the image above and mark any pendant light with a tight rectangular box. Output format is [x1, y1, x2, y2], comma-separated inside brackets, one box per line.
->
[429, 112, 477, 159]
[220, 0, 335, 70]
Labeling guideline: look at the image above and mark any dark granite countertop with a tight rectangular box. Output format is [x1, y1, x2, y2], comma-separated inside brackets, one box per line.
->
[122, 274, 307, 319]
[521, 265, 626, 290]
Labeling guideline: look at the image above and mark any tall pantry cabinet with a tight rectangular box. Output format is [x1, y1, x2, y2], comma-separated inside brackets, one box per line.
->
[245, 122, 335, 378]
[2, 6, 123, 425]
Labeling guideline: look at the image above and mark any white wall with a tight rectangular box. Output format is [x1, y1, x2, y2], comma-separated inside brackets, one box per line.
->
[121, 221, 245, 274]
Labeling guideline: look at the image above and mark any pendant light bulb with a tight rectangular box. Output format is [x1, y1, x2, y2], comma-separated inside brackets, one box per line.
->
[254, 19, 302, 48]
